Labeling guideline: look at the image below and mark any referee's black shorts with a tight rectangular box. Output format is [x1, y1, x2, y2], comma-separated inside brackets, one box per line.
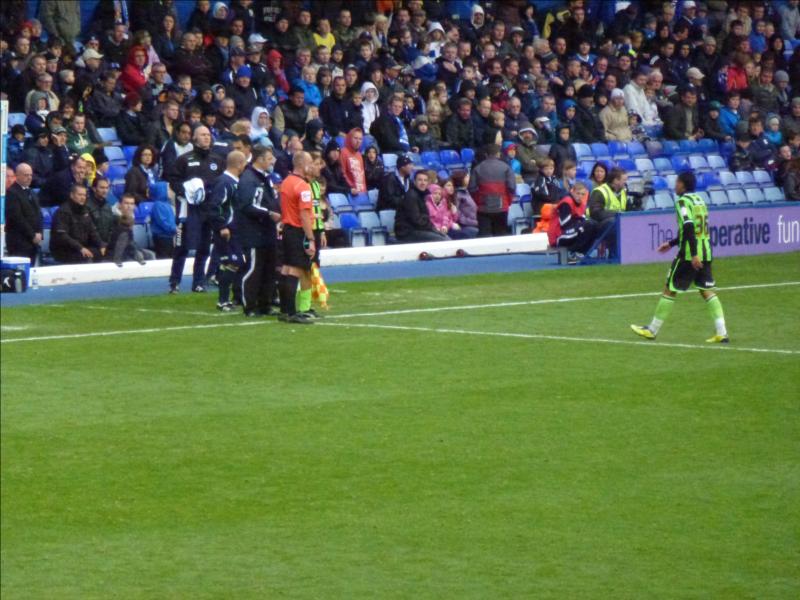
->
[666, 257, 715, 293]
[282, 225, 312, 271]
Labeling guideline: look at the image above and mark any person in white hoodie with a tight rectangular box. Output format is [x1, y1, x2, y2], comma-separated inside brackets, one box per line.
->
[623, 68, 660, 126]
[360, 81, 380, 132]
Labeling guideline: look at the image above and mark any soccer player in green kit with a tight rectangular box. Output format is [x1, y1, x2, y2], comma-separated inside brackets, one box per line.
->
[631, 171, 730, 343]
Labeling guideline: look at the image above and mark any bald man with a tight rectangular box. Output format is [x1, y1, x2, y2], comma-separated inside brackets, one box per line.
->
[277, 151, 317, 323]
[207, 151, 248, 311]
[166, 125, 226, 293]
[5, 163, 43, 265]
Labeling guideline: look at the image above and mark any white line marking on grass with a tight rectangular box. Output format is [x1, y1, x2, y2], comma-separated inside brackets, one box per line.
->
[85, 305, 232, 317]
[318, 322, 800, 356]
[1, 325, 28, 331]
[1, 320, 272, 344]
[328, 281, 800, 320]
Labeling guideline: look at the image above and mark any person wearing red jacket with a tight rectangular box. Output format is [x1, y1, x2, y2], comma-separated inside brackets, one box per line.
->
[120, 45, 148, 95]
[547, 181, 597, 263]
[340, 127, 367, 195]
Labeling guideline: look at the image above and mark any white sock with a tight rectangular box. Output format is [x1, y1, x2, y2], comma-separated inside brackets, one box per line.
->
[648, 318, 664, 335]
[715, 318, 727, 337]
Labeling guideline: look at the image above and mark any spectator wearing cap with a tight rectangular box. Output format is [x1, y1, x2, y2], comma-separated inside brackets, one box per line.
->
[226, 65, 259, 119]
[244, 45, 269, 90]
[684, 67, 708, 103]
[600, 88, 633, 141]
[624, 69, 658, 127]
[116, 93, 149, 146]
[221, 46, 248, 86]
[750, 68, 780, 114]
[273, 86, 310, 139]
[664, 85, 702, 141]
[377, 154, 414, 211]
[573, 84, 604, 143]
[24, 130, 55, 189]
[75, 47, 106, 88]
[86, 71, 123, 128]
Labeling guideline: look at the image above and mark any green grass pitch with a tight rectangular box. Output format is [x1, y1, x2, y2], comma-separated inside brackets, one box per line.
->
[2, 253, 799, 598]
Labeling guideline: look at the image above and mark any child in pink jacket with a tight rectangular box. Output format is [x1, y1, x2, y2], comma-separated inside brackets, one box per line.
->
[425, 183, 456, 236]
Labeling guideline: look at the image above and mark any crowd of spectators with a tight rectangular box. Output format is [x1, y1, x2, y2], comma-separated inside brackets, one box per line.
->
[2, 0, 800, 266]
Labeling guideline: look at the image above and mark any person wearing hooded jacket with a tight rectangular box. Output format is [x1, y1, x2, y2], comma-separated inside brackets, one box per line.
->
[120, 45, 149, 96]
[360, 82, 381, 133]
[227, 66, 259, 120]
[549, 123, 578, 177]
[321, 139, 351, 196]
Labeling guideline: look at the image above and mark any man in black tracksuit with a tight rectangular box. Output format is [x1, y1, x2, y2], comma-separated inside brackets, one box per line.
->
[166, 125, 226, 293]
[233, 145, 282, 317]
[207, 151, 248, 311]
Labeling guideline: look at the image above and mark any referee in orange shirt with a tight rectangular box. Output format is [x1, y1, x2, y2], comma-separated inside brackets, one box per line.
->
[278, 152, 317, 324]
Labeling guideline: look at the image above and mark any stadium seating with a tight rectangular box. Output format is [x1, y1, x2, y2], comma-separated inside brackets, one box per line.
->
[106, 163, 128, 180]
[665, 173, 678, 189]
[653, 157, 674, 174]
[696, 191, 711, 205]
[382, 153, 397, 169]
[8, 112, 26, 127]
[350, 192, 375, 211]
[105, 146, 127, 165]
[652, 176, 669, 190]
[745, 188, 765, 203]
[660, 140, 680, 156]
[697, 138, 718, 153]
[627, 141, 647, 158]
[718, 171, 738, 188]
[645, 140, 663, 158]
[635, 157, 655, 175]
[378, 209, 396, 235]
[726, 188, 748, 205]
[591, 143, 612, 161]
[407, 151, 422, 165]
[361, 134, 377, 152]
[764, 186, 785, 202]
[709, 190, 729, 206]
[515, 182, 532, 203]
[671, 155, 690, 172]
[608, 140, 627, 159]
[654, 191, 674, 209]
[752, 170, 772, 185]
[328, 193, 350, 213]
[122, 146, 138, 164]
[616, 158, 637, 174]
[358, 211, 388, 245]
[460, 148, 475, 167]
[688, 155, 710, 172]
[338, 212, 368, 246]
[97, 127, 120, 144]
[439, 149, 463, 170]
[719, 141, 736, 159]
[421, 151, 443, 170]
[507, 202, 530, 234]
[707, 154, 726, 170]
[678, 139, 699, 155]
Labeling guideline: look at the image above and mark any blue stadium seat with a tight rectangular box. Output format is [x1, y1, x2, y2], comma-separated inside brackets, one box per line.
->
[688, 155, 710, 172]
[111, 179, 126, 198]
[350, 192, 375, 211]
[696, 191, 711, 206]
[105, 146, 127, 165]
[652, 176, 669, 190]
[122, 146, 137, 164]
[745, 188, 765, 203]
[654, 157, 674, 174]
[97, 127, 120, 144]
[707, 154, 726, 170]
[726, 188, 748, 205]
[627, 141, 647, 158]
[382, 153, 398, 169]
[695, 174, 708, 190]
[654, 191, 674, 209]
[608, 140, 628, 158]
[719, 141, 736, 159]
[515, 182, 531, 200]
[379, 209, 396, 234]
[718, 170, 738, 188]
[574, 143, 592, 159]
[643, 195, 658, 211]
[507, 202, 530, 234]
[645, 140, 663, 158]
[735, 171, 756, 186]
[460, 148, 475, 167]
[665, 174, 678, 189]
[335, 135, 345, 149]
[763, 187, 785, 202]
[616, 158, 637, 172]
[367, 189, 379, 205]
[41, 207, 52, 227]
[439, 149, 463, 170]
[338, 212, 368, 246]
[698, 138, 718, 153]
[407, 152, 422, 165]
[328, 193, 350, 212]
[358, 211, 388, 245]
[437, 169, 450, 183]
[133, 224, 149, 249]
[8, 112, 26, 127]
[579, 160, 596, 176]
[361, 134, 377, 152]
[702, 172, 722, 190]
[670, 155, 690, 172]
[106, 164, 128, 180]
[678, 139, 699, 154]
[709, 190, 729, 206]
[421, 151, 442, 170]
[660, 140, 680, 156]
[591, 143, 611, 160]
[752, 170, 772, 185]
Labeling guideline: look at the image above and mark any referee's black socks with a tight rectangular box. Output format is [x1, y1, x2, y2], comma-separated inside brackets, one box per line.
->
[280, 274, 299, 315]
